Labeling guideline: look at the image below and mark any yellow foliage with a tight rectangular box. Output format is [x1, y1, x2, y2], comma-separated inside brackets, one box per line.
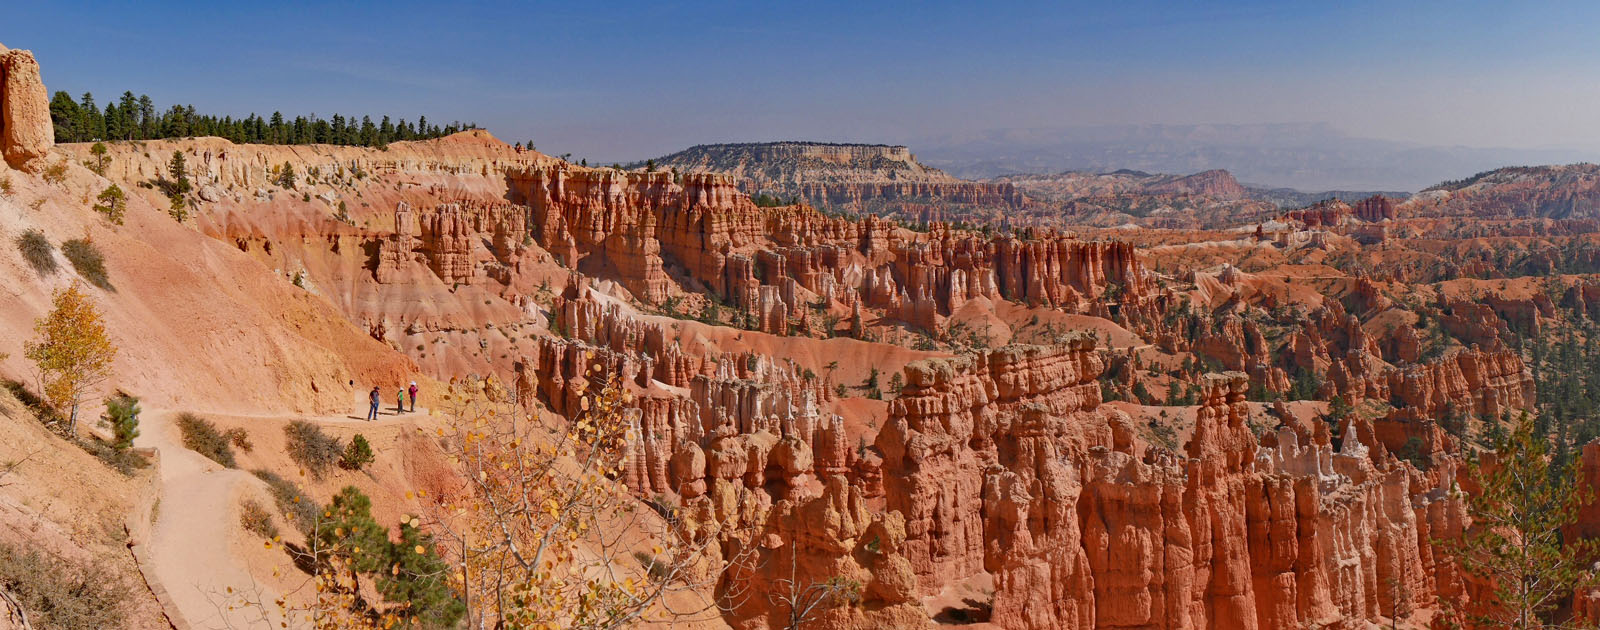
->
[23, 282, 116, 430]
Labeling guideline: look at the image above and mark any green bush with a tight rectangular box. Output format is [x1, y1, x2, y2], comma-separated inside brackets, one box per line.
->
[251, 469, 319, 534]
[340, 434, 374, 471]
[177, 412, 236, 468]
[61, 238, 112, 290]
[0, 543, 128, 630]
[15, 229, 55, 276]
[101, 393, 140, 450]
[239, 497, 279, 539]
[285, 420, 342, 478]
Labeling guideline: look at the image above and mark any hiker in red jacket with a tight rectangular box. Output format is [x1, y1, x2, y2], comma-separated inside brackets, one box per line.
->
[408, 381, 419, 412]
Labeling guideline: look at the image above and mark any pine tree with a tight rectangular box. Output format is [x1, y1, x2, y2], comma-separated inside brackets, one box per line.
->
[95, 184, 127, 225]
[269, 111, 285, 144]
[117, 92, 138, 140]
[79, 92, 104, 140]
[49, 91, 83, 141]
[101, 393, 140, 450]
[1439, 411, 1600, 628]
[277, 162, 296, 189]
[137, 95, 155, 139]
[88, 142, 109, 175]
[340, 434, 374, 470]
[314, 486, 391, 573]
[167, 150, 191, 194]
[381, 519, 465, 627]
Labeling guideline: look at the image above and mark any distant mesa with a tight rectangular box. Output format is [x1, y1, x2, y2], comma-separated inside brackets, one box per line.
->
[638, 141, 1026, 213]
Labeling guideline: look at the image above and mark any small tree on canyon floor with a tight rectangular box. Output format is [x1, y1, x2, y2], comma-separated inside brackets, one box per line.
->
[24, 282, 117, 434]
[1438, 411, 1600, 629]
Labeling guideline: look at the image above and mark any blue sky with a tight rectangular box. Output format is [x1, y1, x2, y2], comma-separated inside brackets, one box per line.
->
[13, 1, 1600, 162]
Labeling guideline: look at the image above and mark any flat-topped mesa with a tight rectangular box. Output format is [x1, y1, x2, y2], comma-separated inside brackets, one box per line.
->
[795, 179, 1025, 209]
[645, 141, 1026, 210]
[0, 43, 55, 171]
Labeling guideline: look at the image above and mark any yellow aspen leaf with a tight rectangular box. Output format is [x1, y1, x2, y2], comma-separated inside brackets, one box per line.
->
[415, 545, 426, 555]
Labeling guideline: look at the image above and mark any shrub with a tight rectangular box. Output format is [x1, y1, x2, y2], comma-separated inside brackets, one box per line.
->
[340, 434, 375, 471]
[225, 427, 254, 452]
[61, 238, 112, 290]
[77, 437, 150, 476]
[177, 412, 236, 468]
[252, 469, 319, 534]
[42, 159, 68, 184]
[239, 497, 279, 539]
[0, 543, 128, 630]
[15, 228, 56, 276]
[285, 420, 342, 478]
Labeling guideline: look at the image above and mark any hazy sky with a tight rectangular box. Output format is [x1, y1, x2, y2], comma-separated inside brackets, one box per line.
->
[15, 1, 1600, 162]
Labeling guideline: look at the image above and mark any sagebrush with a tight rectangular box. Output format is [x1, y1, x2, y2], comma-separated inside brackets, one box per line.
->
[177, 412, 235, 468]
[239, 497, 279, 539]
[61, 238, 112, 290]
[251, 469, 319, 534]
[284, 420, 342, 478]
[15, 229, 55, 276]
[0, 543, 128, 630]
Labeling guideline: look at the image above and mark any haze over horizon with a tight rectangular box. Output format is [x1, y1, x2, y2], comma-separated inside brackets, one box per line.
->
[18, 0, 1600, 190]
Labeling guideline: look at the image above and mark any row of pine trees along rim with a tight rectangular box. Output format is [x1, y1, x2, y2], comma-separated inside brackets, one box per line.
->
[49, 91, 476, 147]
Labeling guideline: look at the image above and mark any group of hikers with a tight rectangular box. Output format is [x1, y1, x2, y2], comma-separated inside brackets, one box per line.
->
[366, 381, 419, 421]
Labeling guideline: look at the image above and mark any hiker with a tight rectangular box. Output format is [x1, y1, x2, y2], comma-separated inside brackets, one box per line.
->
[408, 381, 418, 412]
[396, 387, 406, 414]
[366, 386, 380, 421]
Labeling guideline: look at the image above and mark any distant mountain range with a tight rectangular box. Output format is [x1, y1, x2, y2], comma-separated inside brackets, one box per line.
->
[906, 123, 1600, 192]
